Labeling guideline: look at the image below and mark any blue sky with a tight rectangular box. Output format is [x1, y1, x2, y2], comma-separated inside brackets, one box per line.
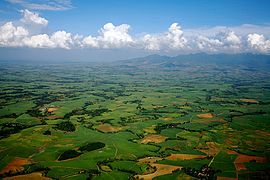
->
[0, 0, 270, 61]
[52, 0, 270, 35]
[1, 0, 270, 35]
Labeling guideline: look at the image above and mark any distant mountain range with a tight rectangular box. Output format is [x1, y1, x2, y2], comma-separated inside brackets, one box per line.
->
[119, 53, 270, 70]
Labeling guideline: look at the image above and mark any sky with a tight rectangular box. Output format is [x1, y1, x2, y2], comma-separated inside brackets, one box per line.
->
[0, 0, 270, 61]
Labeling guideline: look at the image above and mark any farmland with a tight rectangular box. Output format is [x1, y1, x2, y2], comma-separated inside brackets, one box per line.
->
[0, 54, 270, 179]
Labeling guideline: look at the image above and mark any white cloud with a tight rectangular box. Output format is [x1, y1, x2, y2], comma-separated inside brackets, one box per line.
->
[22, 31, 73, 49]
[196, 35, 223, 52]
[0, 21, 73, 49]
[193, 31, 242, 53]
[225, 31, 241, 44]
[0, 22, 28, 46]
[99, 23, 134, 48]
[142, 23, 187, 51]
[232, 24, 270, 37]
[51, 31, 73, 49]
[0, 10, 73, 49]
[143, 34, 161, 50]
[166, 23, 187, 49]
[247, 33, 270, 53]
[1, 9, 270, 54]
[23, 34, 54, 48]
[185, 24, 270, 38]
[82, 36, 99, 48]
[72, 34, 84, 47]
[20, 9, 48, 26]
[83, 23, 134, 48]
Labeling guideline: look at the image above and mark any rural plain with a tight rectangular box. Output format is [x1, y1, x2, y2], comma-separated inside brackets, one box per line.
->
[0, 54, 270, 179]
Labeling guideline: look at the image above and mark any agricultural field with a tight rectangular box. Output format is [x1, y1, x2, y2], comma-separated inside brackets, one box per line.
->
[0, 54, 270, 179]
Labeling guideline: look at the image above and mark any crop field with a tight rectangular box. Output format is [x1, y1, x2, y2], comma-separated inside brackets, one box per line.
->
[0, 55, 270, 179]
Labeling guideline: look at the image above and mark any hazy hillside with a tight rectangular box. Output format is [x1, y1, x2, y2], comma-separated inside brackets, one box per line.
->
[120, 53, 270, 70]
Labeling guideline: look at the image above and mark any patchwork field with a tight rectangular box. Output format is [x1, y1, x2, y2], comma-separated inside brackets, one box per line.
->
[0, 55, 270, 179]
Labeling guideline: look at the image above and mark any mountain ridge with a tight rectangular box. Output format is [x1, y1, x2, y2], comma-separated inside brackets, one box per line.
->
[119, 53, 270, 69]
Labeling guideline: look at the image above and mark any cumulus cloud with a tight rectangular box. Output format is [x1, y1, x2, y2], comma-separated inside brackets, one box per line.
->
[166, 23, 187, 49]
[1, 9, 270, 54]
[194, 31, 242, 52]
[142, 23, 187, 51]
[0, 9, 74, 49]
[143, 34, 161, 50]
[0, 10, 73, 49]
[196, 35, 223, 52]
[50, 31, 73, 49]
[21, 30, 73, 48]
[82, 36, 98, 48]
[23, 34, 53, 48]
[247, 33, 270, 53]
[20, 9, 48, 26]
[225, 31, 241, 44]
[0, 22, 28, 46]
[83, 23, 134, 48]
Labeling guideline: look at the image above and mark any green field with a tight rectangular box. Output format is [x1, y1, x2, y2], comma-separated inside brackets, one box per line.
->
[0, 54, 270, 179]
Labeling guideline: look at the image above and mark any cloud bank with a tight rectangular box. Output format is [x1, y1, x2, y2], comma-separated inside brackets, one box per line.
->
[1, 9, 270, 54]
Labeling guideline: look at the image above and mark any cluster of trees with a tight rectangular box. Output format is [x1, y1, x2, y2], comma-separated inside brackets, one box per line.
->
[228, 110, 266, 122]
[58, 150, 82, 160]
[0, 89, 35, 102]
[183, 164, 221, 180]
[27, 109, 45, 117]
[0, 113, 18, 118]
[88, 108, 111, 117]
[64, 108, 110, 119]
[79, 142, 105, 152]
[55, 121, 76, 132]
[102, 87, 128, 97]
[35, 92, 59, 107]
[58, 142, 105, 161]
[154, 122, 181, 133]
[43, 130, 51, 135]
[0, 123, 28, 139]
[92, 92, 115, 100]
